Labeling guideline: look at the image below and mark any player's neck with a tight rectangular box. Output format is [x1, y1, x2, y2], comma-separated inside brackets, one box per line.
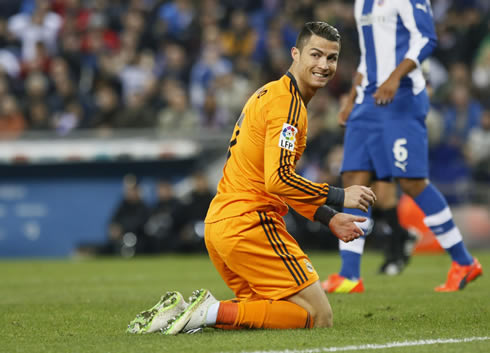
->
[287, 68, 315, 105]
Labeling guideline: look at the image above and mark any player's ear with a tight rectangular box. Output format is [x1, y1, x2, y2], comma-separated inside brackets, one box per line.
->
[291, 47, 300, 62]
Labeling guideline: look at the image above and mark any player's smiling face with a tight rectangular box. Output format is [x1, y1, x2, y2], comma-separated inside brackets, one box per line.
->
[293, 34, 340, 90]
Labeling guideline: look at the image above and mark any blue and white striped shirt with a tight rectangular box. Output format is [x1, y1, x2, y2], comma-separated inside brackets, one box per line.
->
[354, 0, 437, 102]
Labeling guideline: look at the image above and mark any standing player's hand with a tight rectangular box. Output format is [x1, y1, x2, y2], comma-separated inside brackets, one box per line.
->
[344, 185, 376, 212]
[329, 213, 366, 242]
[373, 75, 400, 105]
[337, 94, 354, 127]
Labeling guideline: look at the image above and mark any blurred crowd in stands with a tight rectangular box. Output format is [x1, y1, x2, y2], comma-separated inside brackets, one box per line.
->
[77, 171, 214, 257]
[0, 0, 489, 206]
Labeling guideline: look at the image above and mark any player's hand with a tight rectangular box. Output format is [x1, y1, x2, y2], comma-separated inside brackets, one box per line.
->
[373, 75, 400, 105]
[344, 185, 376, 212]
[329, 213, 366, 242]
[337, 94, 354, 127]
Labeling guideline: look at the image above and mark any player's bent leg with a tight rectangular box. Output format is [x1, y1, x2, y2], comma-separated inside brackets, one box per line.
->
[287, 280, 332, 327]
[398, 178, 483, 291]
[234, 299, 316, 329]
[162, 289, 319, 334]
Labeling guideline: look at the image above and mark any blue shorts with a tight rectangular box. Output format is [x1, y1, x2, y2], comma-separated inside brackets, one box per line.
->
[341, 89, 430, 179]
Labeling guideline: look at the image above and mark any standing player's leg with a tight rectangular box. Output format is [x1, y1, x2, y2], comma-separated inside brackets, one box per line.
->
[398, 178, 482, 291]
[322, 122, 379, 294]
[374, 181, 418, 275]
[388, 91, 482, 291]
[322, 170, 372, 294]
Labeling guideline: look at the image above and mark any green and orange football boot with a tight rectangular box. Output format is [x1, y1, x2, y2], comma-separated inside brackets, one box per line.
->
[321, 273, 364, 293]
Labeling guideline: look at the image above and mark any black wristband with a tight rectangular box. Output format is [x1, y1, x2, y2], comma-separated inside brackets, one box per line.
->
[314, 205, 338, 226]
[325, 186, 345, 207]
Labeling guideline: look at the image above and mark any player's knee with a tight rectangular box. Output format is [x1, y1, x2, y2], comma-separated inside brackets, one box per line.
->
[397, 178, 428, 198]
[311, 304, 333, 328]
[288, 281, 334, 328]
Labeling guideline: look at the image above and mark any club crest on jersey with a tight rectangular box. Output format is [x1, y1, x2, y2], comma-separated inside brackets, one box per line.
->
[304, 259, 314, 273]
[279, 123, 297, 151]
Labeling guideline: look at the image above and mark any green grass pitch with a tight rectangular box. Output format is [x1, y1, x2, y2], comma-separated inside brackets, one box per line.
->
[1, 251, 489, 353]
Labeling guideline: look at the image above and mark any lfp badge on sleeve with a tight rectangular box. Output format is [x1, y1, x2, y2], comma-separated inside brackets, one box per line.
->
[279, 123, 297, 152]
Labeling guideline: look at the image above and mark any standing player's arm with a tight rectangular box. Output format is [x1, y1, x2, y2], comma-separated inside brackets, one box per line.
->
[373, 59, 416, 105]
[338, 72, 364, 126]
[374, 0, 437, 105]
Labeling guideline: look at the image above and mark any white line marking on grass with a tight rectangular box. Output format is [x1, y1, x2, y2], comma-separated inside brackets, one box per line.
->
[241, 336, 490, 353]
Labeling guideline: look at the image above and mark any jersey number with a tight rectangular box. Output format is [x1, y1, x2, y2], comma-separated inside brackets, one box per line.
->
[393, 138, 408, 172]
[226, 113, 245, 160]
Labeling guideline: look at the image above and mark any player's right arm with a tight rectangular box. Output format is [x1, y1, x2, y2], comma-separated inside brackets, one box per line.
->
[338, 72, 363, 127]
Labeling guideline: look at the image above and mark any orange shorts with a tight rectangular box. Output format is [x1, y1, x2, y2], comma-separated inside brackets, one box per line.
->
[205, 210, 319, 301]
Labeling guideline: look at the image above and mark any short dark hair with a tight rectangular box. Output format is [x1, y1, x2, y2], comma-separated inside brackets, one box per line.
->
[295, 21, 341, 50]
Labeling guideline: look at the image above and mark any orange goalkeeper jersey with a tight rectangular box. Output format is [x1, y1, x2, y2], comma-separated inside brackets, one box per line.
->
[205, 72, 333, 223]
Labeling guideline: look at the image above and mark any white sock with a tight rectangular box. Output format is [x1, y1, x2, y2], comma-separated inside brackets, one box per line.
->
[205, 302, 220, 326]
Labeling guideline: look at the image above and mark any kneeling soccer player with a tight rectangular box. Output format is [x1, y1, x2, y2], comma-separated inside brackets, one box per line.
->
[128, 21, 376, 334]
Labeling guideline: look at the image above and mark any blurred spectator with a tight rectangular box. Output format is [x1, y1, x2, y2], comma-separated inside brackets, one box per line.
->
[433, 62, 472, 105]
[189, 43, 232, 109]
[308, 88, 341, 132]
[22, 72, 50, 120]
[7, 1, 62, 61]
[57, 30, 83, 83]
[430, 84, 482, 204]
[19, 40, 51, 78]
[155, 0, 195, 41]
[91, 51, 122, 96]
[441, 85, 482, 149]
[89, 83, 120, 129]
[0, 48, 20, 79]
[466, 103, 490, 187]
[472, 31, 490, 103]
[0, 95, 26, 139]
[0, 18, 21, 77]
[52, 100, 82, 135]
[0, 74, 12, 100]
[258, 19, 292, 83]
[118, 50, 154, 101]
[200, 89, 230, 130]
[100, 174, 150, 257]
[80, 10, 119, 55]
[114, 91, 154, 129]
[157, 84, 199, 133]
[173, 171, 214, 252]
[432, 3, 488, 68]
[49, 60, 89, 118]
[144, 180, 183, 253]
[26, 100, 51, 130]
[298, 114, 342, 183]
[213, 71, 253, 121]
[154, 41, 190, 86]
[220, 9, 258, 62]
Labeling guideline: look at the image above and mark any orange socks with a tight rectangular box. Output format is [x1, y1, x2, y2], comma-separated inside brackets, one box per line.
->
[216, 302, 239, 325]
[216, 300, 313, 329]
